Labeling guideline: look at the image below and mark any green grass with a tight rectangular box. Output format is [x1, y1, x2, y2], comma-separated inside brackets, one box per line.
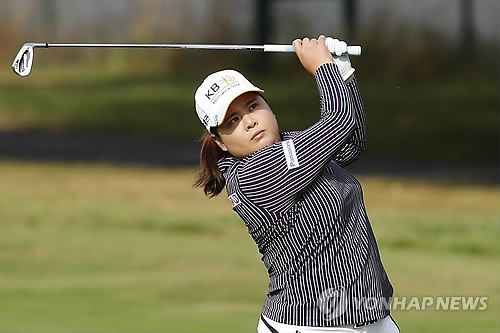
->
[0, 65, 498, 162]
[0, 160, 498, 332]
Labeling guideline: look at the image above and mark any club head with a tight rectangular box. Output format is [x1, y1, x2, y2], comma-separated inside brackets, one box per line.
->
[12, 43, 39, 77]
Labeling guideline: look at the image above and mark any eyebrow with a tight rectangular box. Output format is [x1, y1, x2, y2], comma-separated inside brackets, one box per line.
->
[244, 98, 257, 108]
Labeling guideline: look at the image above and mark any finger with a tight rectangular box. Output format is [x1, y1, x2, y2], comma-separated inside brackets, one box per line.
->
[325, 37, 334, 52]
[333, 39, 343, 56]
[326, 37, 339, 55]
[318, 35, 326, 44]
[339, 40, 347, 56]
[292, 39, 302, 52]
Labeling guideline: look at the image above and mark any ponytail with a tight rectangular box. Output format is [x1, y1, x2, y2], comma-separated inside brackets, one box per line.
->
[194, 131, 229, 197]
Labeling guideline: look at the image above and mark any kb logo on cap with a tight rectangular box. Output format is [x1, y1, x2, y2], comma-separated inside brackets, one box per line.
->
[205, 83, 220, 100]
[205, 75, 236, 100]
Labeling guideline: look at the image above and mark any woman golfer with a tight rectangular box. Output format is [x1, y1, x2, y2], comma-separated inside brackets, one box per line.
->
[194, 35, 399, 333]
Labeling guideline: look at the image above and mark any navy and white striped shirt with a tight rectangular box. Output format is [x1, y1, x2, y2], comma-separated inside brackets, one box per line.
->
[217, 63, 393, 327]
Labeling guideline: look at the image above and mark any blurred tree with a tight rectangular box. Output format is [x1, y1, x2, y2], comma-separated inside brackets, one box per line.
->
[212, 0, 230, 42]
[41, 0, 57, 39]
[343, 0, 357, 40]
[255, 0, 272, 72]
[256, 0, 272, 44]
[0, 2, 14, 56]
[459, 0, 475, 56]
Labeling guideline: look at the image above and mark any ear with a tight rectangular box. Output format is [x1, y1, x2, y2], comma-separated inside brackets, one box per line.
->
[211, 134, 228, 152]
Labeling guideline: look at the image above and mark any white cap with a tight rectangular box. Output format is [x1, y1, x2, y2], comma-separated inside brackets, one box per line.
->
[195, 69, 264, 132]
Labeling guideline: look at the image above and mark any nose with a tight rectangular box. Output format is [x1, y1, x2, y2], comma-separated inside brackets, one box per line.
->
[243, 113, 257, 130]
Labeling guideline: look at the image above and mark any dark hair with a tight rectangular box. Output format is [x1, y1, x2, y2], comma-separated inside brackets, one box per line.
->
[194, 131, 230, 197]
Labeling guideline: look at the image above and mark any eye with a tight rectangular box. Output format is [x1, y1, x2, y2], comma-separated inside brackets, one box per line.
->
[229, 116, 239, 124]
[249, 103, 257, 110]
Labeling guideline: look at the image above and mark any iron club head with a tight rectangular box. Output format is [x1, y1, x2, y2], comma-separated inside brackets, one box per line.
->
[12, 43, 46, 77]
[12, 44, 34, 77]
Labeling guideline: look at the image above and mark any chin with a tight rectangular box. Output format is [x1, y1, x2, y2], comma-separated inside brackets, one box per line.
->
[256, 138, 274, 150]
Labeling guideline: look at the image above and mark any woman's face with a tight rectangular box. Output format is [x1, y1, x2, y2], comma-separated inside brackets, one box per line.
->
[213, 92, 280, 159]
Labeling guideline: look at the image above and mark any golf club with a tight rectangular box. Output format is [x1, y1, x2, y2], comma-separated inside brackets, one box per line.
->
[12, 40, 362, 77]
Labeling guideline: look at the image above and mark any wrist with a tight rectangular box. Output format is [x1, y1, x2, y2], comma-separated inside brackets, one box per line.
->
[312, 60, 334, 75]
[332, 55, 355, 81]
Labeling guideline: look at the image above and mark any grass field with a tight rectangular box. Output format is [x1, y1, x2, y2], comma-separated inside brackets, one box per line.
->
[0, 159, 498, 332]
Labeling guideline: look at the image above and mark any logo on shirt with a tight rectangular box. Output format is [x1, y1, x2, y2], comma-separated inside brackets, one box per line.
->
[282, 139, 300, 170]
[228, 193, 241, 208]
[317, 287, 348, 321]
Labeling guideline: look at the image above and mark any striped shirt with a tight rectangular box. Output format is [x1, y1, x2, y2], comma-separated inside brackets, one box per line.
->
[217, 63, 393, 327]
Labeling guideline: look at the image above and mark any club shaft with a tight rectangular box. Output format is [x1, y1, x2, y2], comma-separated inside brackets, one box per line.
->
[44, 43, 266, 51]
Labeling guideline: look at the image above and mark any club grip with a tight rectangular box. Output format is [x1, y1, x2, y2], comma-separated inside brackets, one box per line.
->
[264, 44, 361, 56]
[346, 46, 361, 56]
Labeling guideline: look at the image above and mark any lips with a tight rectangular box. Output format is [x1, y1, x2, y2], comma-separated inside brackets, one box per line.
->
[251, 130, 265, 141]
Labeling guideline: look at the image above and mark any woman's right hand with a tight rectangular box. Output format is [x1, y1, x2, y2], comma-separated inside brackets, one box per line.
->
[292, 35, 333, 75]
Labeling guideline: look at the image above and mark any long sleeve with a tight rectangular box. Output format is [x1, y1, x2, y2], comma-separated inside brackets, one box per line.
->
[331, 76, 366, 167]
[237, 63, 356, 212]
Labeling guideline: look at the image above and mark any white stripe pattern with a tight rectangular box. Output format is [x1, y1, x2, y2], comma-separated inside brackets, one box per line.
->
[217, 63, 393, 327]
